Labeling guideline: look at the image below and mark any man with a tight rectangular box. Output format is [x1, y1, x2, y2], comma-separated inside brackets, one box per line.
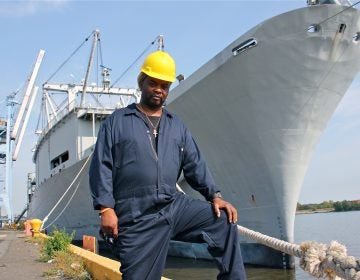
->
[89, 50, 247, 280]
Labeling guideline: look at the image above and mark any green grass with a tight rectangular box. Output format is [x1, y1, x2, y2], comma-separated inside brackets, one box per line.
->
[39, 228, 92, 279]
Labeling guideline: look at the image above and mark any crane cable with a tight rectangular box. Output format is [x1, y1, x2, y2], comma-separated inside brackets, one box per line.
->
[110, 35, 162, 88]
[40, 153, 93, 231]
[45, 31, 95, 83]
[316, 1, 360, 26]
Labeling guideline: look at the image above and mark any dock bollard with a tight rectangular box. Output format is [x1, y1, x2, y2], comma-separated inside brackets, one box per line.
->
[30, 219, 43, 237]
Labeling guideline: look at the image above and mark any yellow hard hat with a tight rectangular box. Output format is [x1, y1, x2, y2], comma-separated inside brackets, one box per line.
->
[140, 50, 176, 82]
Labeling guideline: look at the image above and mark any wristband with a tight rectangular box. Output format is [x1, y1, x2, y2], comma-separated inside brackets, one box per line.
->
[99, 207, 112, 214]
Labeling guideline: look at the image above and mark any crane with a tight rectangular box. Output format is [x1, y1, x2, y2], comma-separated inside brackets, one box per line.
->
[0, 50, 44, 223]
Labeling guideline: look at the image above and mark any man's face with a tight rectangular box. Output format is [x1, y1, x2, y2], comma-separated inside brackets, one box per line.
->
[140, 76, 171, 109]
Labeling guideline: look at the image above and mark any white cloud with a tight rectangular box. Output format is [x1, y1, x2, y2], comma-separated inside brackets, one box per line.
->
[0, 0, 68, 17]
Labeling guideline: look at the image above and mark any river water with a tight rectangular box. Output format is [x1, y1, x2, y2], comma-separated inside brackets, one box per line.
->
[163, 211, 360, 280]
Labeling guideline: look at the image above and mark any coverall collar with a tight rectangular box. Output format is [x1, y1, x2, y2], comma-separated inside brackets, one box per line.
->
[124, 103, 174, 119]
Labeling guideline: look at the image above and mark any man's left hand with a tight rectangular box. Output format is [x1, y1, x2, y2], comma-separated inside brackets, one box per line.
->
[212, 197, 238, 224]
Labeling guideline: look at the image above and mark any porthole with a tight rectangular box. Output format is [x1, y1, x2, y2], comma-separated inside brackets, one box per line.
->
[353, 32, 360, 43]
[232, 38, 258, 56]
[307, 24, 321, 33]
[338, 23, 346, 33]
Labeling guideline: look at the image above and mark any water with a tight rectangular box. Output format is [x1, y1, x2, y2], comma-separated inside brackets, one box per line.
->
[163, 211, 360, 280]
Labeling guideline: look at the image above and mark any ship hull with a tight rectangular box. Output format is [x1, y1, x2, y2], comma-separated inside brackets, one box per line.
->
[28, 157, 99, 238]
[28, 4, 360, 268]
[166, 4, 360, 267]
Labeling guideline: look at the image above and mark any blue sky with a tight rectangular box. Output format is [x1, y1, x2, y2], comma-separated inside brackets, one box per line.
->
[0, 0, 359, 215]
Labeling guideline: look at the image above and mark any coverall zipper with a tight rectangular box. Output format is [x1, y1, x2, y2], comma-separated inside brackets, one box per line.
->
[147, 131, 158, 162]
[147, 131, 160, 196]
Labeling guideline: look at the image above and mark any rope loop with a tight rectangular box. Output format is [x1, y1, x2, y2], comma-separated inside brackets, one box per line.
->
[237, 225, 360, 279]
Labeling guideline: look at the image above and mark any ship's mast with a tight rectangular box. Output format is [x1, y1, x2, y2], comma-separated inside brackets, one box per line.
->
[80, 30, 100, 107]
[40, 30, 140, 133]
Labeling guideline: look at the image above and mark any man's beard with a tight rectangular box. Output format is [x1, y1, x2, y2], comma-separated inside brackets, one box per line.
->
[142, 93, 165, 109]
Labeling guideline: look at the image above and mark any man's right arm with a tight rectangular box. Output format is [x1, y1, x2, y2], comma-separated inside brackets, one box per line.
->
[89, 120, 118, 236]
[89, 121, 115, 209]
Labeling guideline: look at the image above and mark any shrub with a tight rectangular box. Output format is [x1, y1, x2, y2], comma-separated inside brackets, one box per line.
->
[39, 228, 92, 279]
[41, 228, 74, 261]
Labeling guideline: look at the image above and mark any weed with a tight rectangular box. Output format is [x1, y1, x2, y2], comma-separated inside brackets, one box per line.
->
[43, 250, 92, 280]
[25, 235, 45, 245]
[41, 228, 74, 261]
[39, 228, 92, 279]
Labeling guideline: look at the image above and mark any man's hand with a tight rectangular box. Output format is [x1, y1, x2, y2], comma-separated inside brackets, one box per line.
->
[212, 197, 238, 224]
[100, 208, 118, 238]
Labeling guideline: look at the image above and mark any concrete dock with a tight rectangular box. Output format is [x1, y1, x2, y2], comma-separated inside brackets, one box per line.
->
[0, 229, 173, 280]
[0, 229, 53, 279]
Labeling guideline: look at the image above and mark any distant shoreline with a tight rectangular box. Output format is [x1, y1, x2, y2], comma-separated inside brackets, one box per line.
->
[296, 208, 334, 215]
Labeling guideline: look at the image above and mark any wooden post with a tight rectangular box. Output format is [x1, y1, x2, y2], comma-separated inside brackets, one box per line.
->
[83, 235, 97, 253]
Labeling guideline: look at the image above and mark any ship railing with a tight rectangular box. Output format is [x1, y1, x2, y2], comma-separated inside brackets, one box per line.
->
[33, 99, 120, 161]
[76, 106, 116, 119]
[40, 99, 76, 136]
[39, 100, 116, 137]
[33, 99, 77, 161]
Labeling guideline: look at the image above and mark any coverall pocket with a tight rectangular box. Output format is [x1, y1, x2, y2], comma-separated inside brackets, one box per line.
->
[172, 140, 184, 167]
[113, 140, 137, 167]
[114, 198, 134, 225]
[115, 193, 158, 224]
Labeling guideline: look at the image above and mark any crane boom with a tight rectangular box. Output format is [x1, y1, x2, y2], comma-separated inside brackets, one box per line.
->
[11, 49, 45, 140]
[80, 30, 99, 107]
[12, 86, 39, 161]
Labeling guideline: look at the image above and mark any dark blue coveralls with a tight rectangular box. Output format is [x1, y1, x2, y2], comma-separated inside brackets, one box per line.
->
[89, 103, 246, 280]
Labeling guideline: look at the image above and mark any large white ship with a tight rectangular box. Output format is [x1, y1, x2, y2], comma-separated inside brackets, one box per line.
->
[28, 1, 360, 268]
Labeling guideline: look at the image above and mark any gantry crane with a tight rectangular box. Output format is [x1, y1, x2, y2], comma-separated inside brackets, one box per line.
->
[0, 50, 44, 223]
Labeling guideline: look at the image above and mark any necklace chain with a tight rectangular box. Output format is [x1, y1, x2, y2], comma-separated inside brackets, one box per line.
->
[136, 104, 161, 137]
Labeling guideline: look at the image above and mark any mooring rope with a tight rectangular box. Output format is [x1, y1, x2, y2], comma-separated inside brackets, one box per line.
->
[237, 225, 360, 280]
[176, 184, 359, 279]
[40, 153, 93, 231]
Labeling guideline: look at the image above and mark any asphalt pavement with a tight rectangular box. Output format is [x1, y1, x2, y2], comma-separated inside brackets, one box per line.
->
[0, 229, 53, 279]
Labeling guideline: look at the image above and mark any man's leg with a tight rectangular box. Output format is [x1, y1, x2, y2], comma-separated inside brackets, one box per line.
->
[171, 194, 247, 280]
[114, 213, 171, 280]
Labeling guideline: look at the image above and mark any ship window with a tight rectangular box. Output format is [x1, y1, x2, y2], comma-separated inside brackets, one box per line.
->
[353, 32, 360, 43]
[51, 158, 60, 169]
[50, 151, 69, 169]
[61, 151, 69, 162]
[307, 24, 321, 33]
[232, 38, 258, 56]
[338, 23, 346, 33]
